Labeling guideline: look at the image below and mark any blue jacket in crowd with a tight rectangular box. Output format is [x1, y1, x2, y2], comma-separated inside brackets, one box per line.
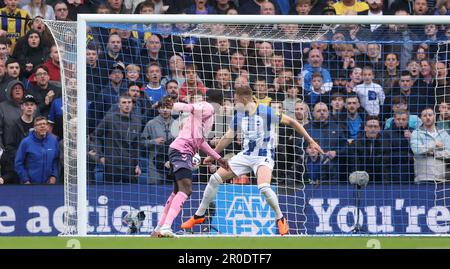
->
[300, 64, 333, 95]
[15, 130, 59, 184]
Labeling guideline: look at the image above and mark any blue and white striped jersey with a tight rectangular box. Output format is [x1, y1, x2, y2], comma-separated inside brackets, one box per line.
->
[230, 104, 284, 159]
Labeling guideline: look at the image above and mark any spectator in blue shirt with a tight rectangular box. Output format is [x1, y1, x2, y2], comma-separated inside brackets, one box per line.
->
[299, 48, 333, 96]
[15, 116, 59, 184]
[143, 62, 165, 104]
[48, 95, 63, 139]
[345, 94, 365, 145]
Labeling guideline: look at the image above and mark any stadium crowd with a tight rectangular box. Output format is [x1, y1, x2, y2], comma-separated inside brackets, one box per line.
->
[0, 0, 450, 185]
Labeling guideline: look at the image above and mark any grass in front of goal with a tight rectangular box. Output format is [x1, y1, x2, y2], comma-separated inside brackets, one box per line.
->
[0, 236, 449, 249]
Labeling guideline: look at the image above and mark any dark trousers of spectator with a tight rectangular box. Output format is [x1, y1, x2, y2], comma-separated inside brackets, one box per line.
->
[0, 153, 19, 184]
[104, 165, 137, 184]
[384, 162, 415, 184]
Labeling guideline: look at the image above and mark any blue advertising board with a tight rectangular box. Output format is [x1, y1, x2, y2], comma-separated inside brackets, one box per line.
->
[0, 184, 448, 235]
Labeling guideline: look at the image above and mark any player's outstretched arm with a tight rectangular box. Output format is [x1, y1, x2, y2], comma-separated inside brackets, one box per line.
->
[171, 102, 193, 113]
[281, 114, 324, 155]
[203, 128, 235, 165]
[212, 128, 235, 154]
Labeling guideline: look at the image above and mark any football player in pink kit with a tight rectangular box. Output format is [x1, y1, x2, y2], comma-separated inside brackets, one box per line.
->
[153, 92, 229, 237]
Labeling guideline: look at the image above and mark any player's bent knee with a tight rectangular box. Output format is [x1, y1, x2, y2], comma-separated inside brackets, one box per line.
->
[258, 183, 271, 194]
[210, 173, 223, 185]
[180, 184, 192, 197]
[178, 187, 192, 197]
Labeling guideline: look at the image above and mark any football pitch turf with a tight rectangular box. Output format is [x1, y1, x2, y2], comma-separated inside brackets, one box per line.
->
[0, 236, 449, 249]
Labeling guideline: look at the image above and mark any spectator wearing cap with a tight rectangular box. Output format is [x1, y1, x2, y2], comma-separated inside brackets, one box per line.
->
[28, 64, 61, 117]
[333, 0, 369, 15]
[15, 116, 59, 184]
[0, 94, 37, 184]
[90, 61, 127, 131]
[106, 60, 127, 101]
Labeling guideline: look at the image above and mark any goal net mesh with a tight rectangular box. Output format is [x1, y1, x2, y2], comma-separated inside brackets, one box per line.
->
[45, 19, 450, 235]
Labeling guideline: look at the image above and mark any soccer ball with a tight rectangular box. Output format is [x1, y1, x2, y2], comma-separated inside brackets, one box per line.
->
[123, 210, 146, 234]
[192, 153, 201, 169]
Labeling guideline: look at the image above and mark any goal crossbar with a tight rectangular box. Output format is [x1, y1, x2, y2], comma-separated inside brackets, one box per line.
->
[77, 14, 450, 25]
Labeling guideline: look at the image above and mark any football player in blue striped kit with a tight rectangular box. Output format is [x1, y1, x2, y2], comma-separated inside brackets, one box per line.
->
[181, 85, 323, 235]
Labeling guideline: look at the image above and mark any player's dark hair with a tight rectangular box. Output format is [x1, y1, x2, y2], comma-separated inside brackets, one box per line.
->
[206, 89, 224, 106]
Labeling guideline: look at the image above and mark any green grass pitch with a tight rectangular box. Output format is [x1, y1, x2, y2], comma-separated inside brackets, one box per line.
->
[0, 236, 449, 249]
